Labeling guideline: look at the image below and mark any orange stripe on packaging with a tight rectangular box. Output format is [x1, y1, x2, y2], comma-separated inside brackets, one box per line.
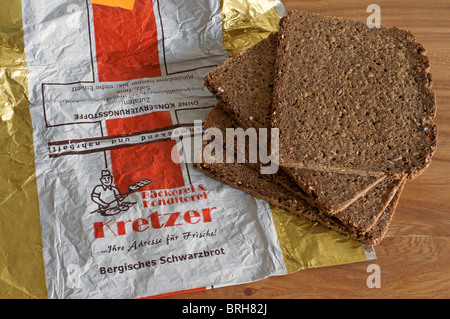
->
[91, 0, 135, 10]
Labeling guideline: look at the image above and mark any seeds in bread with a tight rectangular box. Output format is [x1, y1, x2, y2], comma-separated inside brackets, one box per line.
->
[272, 11, 437, 178]
[205, 33, 278, 130]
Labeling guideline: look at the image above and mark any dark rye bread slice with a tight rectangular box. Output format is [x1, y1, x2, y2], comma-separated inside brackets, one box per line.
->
[205, 103, 403, 233]
[205, 32, 278, 130]
[204, 37, 386, 215]
[364, 179, 406, 246]
[272, 11, 437, 178]
[332, 174, 406, 232]
[194, 148, 406, 246]
[279, 166, 385, 214]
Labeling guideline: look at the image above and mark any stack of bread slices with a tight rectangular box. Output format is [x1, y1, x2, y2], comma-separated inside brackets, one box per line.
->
[194, 11, 437, 246]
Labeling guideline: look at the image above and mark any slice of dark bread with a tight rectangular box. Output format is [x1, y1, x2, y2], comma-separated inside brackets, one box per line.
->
[205, 32, 278, 130]
[272, 11, 437, 178]
[279, 167, 385, 214]
[362, 179, 406, 246]
[332, 174, 406, 232]
[205, 103, 404, 233]
[194, 144, 405, 245]
[204, 36, 386, 215]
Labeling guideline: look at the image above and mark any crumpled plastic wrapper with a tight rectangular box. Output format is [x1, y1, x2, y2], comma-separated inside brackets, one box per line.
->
[0, 0, 374, 299]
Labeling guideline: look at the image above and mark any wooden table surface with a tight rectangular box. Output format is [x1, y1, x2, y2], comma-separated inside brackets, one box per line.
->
[166, 0, 450, 299]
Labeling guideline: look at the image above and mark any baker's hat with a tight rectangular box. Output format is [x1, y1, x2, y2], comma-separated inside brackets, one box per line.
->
[101, 170, 112, 178]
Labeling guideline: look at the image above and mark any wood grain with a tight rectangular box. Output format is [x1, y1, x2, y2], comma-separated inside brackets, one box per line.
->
[166, 0, 450, 299]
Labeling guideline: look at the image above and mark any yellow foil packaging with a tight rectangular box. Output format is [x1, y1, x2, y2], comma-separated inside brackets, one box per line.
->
[0, 0, 374, 299]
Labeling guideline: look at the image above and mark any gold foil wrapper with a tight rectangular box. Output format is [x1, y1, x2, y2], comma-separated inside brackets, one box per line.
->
[0, 0, 47, 298]
[271, 206, 368, 273]
[221, 0, 283, 57]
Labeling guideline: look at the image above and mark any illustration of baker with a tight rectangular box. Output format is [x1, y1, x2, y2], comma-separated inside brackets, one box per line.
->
[90, 169, 152, 216]
[91, 170, 122, 210]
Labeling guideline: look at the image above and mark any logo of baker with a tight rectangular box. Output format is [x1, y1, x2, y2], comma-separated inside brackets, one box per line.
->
[90, 169, 151, 216]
